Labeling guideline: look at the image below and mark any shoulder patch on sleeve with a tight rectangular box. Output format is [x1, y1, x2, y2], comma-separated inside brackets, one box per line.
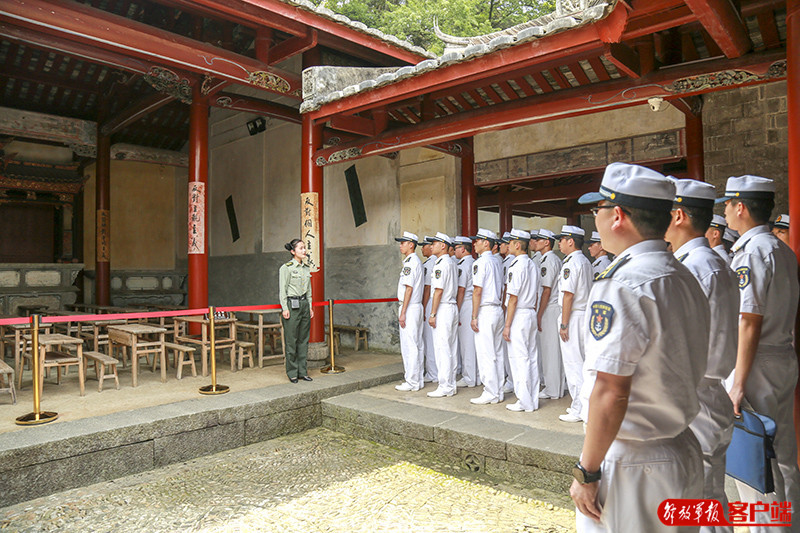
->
[594, 255, 631, 281]
[563, 268, 570, 280]
[590, 301, 615, 340]
[541, 266, 547, 277]
[736, 266, 751, 289]
[458, 268, 462, 278]
[402, 266, 411, 276]
[508, 271, 513, 283]
[435, 269, 442, 279]
[473, 264, 478, 275]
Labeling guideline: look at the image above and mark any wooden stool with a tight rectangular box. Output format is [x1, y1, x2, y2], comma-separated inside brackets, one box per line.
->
[235, 341, 255, 371]
[83, 351, 120, 392]
[165, 342, 197, 379]
[0, 359, 17, 404]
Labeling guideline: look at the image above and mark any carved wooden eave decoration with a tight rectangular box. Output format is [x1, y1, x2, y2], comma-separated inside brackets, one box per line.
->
[0, 160, 83, 196]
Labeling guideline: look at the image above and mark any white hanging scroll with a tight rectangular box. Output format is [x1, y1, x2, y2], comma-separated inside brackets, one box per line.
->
[188, 181, 205, 254]
[300, 192, 320, 273]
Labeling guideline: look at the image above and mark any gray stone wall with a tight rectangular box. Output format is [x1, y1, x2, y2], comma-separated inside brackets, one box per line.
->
[704, 81, 788, 215]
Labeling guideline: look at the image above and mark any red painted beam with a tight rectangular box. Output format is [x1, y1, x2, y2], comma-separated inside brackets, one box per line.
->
[328, 114, 376, 136]
[100, 93, 175, 136]
[313, 50, 785, 166]
[268, 30, 318, 66]
[211, 93, 301, 124]
[1, 0, 302, 99]
[684, 0, 751, 58]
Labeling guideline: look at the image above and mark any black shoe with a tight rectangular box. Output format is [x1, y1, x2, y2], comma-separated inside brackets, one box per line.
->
[300, 375, 313, 382]
[289, 377, 299, 383]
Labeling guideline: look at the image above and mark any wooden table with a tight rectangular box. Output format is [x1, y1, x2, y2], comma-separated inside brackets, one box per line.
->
[173, 315, 237, 376]
[237, 310, 284, 367]
[1, 318, 52, 379]
[16, 304, 50, 316]
[107, 324, 167, 387]
[22, 333, 85, 396]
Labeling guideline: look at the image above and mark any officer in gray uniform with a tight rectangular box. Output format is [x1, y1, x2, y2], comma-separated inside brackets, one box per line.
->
[588, 232, 611, 278]
[533, 228, 565, 400]
[573, 162, 708, 533]
[666, 179, 739, 533]
[706, 215, 730, 266]
[721, 175, 800, 531]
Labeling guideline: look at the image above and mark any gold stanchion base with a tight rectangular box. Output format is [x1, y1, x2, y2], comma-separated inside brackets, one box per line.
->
[320, 365, 345, 374]
[199, 384, 230, 395]
[16, 411, 59, 425]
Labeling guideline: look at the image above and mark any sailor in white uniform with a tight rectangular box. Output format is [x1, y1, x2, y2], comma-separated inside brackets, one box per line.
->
[772, 213, 790, 247]
[394, 232, 426, 392]
[499, 232, 515, 393]
[588, 232, 611, 278]
[572, 162, 708, 533]
[502, 229, 541, 412]
[666, 179, 739, 533]
[533, 229, 565, 400]
[556, 225, 593, 423]
[721, 175, 800, 532]
[469, 229, 506, 405]
[454, 236, 478, 388]
[421, 237, 438, 383]
[427, 232, 459, 398]
[706, 214, 731, 266]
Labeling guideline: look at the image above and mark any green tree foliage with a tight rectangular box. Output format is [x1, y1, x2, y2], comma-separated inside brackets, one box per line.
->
[328, 0, 556, 55]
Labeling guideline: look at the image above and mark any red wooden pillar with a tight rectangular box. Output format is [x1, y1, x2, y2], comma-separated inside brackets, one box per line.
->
[95, 132, 111, 305]
[302, 114, 325, 343]
[460, 141, 477, 237]
[499, 186, 512, 234]
[188, 84, 209, 313]
[786, 0, 800, 464]
[685, 111, 705, 181]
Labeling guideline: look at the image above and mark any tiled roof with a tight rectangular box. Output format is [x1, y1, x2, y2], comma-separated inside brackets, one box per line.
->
[300, 0, 614, 113]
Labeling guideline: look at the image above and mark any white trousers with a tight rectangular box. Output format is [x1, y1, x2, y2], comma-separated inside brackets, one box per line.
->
[458, 299, 479, 386]
[735, 349, 800, 533]
[559, 310, 585, 416]
[506, 308, 539, 411]
[539, 303, 564, 398]
[423, 297, 437, 382]
[398, 303, 424, 390]
[689, 378, 733, 533]
[503, 328, 513, 389]
[432, 303, 459, 395]
[577, 429, 704, 533]
[474, 304, 504, 400]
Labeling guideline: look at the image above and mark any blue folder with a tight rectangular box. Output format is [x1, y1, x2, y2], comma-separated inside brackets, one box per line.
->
[726, 409, 776, 494]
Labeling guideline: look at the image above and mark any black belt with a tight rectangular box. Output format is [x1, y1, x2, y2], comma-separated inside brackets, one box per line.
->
[288, 295, 307, 301]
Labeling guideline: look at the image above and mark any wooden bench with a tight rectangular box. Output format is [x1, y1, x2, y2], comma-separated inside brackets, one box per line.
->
[0, 359, 16, 404]
[234, 341, 255, 371]
[164, 342, 197, 379]
[83, 351, 120, 392]
[333, 325, 369, 351]
[323, 327, 341, 356]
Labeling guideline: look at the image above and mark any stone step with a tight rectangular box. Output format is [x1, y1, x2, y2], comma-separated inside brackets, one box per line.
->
[322, 391, 582, 494]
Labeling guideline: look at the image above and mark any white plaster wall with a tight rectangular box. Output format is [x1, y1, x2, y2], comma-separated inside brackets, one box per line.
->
[475, 103, 685, 162]
[476, 212, 564, 235]
[398, 148, 459, 237]
[263, 122, 301, 252]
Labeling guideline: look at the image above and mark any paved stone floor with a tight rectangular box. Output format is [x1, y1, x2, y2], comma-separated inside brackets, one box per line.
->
[0, 427, 576, 532]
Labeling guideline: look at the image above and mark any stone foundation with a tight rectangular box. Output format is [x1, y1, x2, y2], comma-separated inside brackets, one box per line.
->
[307, 341, 328, 368]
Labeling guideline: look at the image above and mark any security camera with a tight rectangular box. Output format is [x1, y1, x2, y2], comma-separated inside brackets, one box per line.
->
[647, 97, 666, 112]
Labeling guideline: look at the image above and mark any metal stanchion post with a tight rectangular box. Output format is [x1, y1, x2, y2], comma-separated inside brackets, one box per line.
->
[16, 315, 58, 425]
[321, 299, 344, 374]
[200, 306, 229, 394]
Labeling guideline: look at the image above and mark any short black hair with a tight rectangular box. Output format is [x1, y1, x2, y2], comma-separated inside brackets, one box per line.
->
[513, 239, 529, 252]
[572, 236, 585, 249]
[626, 206, 672, 240]
[731, 198, 774, 225]
[457, 242, 472, 253]
[674, 204, 713, 235]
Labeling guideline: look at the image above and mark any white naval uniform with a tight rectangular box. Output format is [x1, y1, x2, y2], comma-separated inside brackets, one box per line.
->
[591, 255, 611, 278]
[502, 254, 515, 389]
[712, 244, 731, 267]
[557, 250, 593, 418]
[457, 255, 479, 387]
[577, 240, 708, 533]
[538, 250, 565, 398]
[473, 251, 505, 401]
[397, 253, 425, 390]
[430, 254, 459, 395]
[422, 256, 438, 382]
[675, 237, 739, 533]
[730, 225, 800, 533]
[504, 254, 541, 410]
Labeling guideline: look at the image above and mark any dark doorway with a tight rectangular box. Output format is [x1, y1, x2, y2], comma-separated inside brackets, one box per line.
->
[0, 203, 56, 263]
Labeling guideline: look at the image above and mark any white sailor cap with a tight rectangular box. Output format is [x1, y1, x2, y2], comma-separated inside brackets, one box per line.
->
[533, 228, 556, 240]
[774, 214, 789, 229]
[709, 214, 727, 229]
[673, 179, 716, 209]
[556, 225, 585, 239]
[716, 175, 775, 203]
[529, 230, 540, 240]
[723, 227, 739, 243]
[589, 231, 601, 243]
[500, 231, 512, 244]
[454, 235, 472, 245]
[394, 231, 419, 244]
[578, 162, 674, 211]
[471, 228, 498, 242]
[509, 228, 531, 241]
[429, 232, 453, 247]
[422, 235, 434, 244]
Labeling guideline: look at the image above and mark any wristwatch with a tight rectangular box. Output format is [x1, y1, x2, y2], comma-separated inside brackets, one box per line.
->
[572, 462, 601, 484]
[430, 313, 436, 318]
[560, 324, 568, 330]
